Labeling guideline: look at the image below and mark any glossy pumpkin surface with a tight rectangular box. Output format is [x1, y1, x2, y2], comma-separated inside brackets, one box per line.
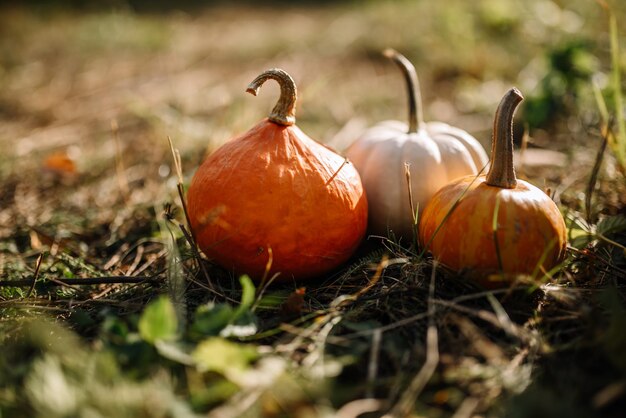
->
[419, 176, 567, 277]
[346, 49, 488, 240]
[187, 69, 368, 281]
[419, 88, 567, 284]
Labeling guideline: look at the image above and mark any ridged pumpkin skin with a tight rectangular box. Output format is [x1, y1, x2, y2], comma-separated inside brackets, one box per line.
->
[418, 175, 567, 277]
[187, 70, 368, 281]
[419, 88, 567, 285]
[347, 120, 488, 239]
[345, 50, 488, 240]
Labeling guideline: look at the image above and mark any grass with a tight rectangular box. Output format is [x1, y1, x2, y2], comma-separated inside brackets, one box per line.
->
[1, 1, 626, 417]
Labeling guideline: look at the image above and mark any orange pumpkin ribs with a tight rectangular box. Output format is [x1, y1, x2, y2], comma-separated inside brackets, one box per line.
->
[187, 69, 368, 281]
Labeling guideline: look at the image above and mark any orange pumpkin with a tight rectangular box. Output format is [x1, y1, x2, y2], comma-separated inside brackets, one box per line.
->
[187, 69, 368, 281]
[419, 88, 567, 285]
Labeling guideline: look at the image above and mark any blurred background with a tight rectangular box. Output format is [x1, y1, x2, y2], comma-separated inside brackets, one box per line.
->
[2, 0, 624, 166]
[1, 0, 625, 245]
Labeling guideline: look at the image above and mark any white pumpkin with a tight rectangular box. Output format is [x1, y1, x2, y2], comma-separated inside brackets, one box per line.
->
[345, 49, 489, 241]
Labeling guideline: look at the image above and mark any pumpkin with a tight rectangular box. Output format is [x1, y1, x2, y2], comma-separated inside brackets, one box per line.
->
[418, 88, 567, 285]
[345, 49, 489, 240]
[186, 68, 368, 281]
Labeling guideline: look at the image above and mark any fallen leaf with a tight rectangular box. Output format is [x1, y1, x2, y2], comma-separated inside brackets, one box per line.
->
[42, 151, 77, 176]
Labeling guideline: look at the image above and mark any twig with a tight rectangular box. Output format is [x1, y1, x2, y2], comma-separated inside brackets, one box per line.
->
[301, 314, 344, 379]
[132, 248, 168, 277]
[486, 293, 515, 336]
[341, 311, 429, 339]
[124, 244, 145, 276]
[0, 276, 161, 287]
[569, 247, 626, 279]
[451, 397, 480, 418]
[451, 288, 517, 303]
[434, 299, 529, 342]
[336, 399, 384, 418]
[25, 253, 44, 298]
[354, 255, 389, 299]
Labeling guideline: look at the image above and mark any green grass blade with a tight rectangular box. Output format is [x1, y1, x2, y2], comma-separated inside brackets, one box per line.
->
[592, 78, 609, 126]
[492, 194, 504, 274]
[610, 13, 626, 169]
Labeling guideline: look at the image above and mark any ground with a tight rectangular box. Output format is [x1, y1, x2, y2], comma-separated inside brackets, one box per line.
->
[1, 1, 626, 417]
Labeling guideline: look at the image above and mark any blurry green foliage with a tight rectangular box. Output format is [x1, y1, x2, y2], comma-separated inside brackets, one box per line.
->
[190, 302, 236, 338]
[138, 295, 179, 343]
[193, 337, 258, 374]
[524, 40, 599, 130]
[568, 213, 626, 250]
[0, 319, 197, 417]
[595, 13, 626, 174]
[0, 275, 271, 416]
[477, 0, 519, 34]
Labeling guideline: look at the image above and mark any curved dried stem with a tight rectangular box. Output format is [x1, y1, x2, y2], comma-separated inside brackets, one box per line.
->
[486, 88, 524, 189]
[246, 68, 297, 126]
[384, 48, 424, 133]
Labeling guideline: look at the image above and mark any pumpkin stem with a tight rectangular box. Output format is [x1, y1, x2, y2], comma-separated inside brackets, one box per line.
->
[485, 88, 524, 189]
[246, 68, 297, 126]
[384, 48, 424, 134]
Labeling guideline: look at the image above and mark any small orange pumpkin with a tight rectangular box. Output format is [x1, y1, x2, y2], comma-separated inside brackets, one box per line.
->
[418, 88, 567, 285]
[187, 69, 368, 281]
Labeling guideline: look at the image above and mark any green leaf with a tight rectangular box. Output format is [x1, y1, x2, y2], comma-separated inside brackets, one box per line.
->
[192, 338, 258, 374]
[190, 303, 234, 337]
[570, 234, 593, 250]
[138, 296, 178, 344]
[234, 275, 255, 318]
[254, 291, 290, 310]
[189, 379, 239, 411]
[596, 215, 626, 237]
[189, 277, 259, 340]
[219, 275, 258, 338]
